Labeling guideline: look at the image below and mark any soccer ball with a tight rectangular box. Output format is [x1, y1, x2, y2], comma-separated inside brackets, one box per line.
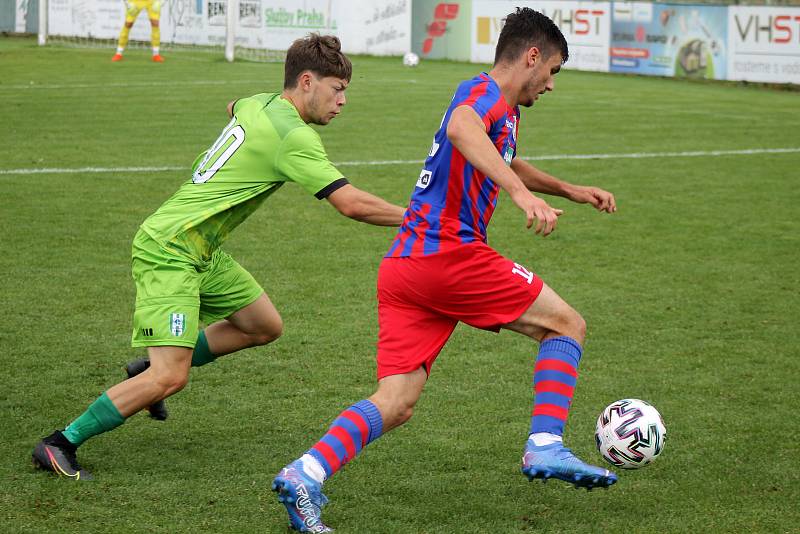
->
[402, 52, 420, 67]
[595, 399, 666, 469]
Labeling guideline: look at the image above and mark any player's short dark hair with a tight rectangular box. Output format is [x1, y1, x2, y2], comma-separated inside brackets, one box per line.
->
[284, 34, 352, 89]
[494, 8, 569, 66]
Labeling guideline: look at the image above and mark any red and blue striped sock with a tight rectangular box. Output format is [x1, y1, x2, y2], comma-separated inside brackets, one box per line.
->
[530, 336, 582, 437]
[307, 400, 383, 479]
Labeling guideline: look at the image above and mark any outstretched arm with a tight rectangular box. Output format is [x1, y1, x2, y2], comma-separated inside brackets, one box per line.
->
[511, 158, 617, 213]
[447, 105, 562, 236]
[326, 184, 406, 226]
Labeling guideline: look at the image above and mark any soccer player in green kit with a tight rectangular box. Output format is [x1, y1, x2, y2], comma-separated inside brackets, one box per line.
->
[32, 34, 405, 480]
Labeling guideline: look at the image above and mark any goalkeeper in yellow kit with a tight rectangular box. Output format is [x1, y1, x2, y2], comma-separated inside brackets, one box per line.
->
[112, 0, 164, 62]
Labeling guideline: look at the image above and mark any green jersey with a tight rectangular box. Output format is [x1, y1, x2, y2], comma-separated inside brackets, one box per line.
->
[140, 93, 346, 263]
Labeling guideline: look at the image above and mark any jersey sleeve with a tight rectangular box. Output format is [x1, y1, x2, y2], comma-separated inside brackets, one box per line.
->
[456, 81, 505, 132]
[276, 126, 347, 198]
[232, 93, 273, 115]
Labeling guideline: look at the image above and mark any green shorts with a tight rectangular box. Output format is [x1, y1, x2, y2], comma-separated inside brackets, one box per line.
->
[130, 229, 264, 348]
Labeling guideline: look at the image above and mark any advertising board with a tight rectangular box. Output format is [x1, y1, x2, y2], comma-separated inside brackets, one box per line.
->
[610, 1, 728, 80]
[727, 5, 800, 84]
[471, 1, 610, 72]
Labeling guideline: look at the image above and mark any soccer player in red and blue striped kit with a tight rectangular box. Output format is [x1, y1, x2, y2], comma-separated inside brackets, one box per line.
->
[274, 8, 618, 531]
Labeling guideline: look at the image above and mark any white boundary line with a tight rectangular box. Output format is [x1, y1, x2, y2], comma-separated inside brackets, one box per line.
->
[1, 148, 798, 176]
[0, 80, 239, 90]
[0, 78, 434, 91]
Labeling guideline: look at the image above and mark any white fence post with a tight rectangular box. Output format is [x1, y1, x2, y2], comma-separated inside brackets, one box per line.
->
[38, 0, 47, 45]
[225, 0, 237, 62]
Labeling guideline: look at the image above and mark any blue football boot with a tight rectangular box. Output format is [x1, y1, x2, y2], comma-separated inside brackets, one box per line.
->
[522, 441, 617, 490]
[272, 460, 332, 533]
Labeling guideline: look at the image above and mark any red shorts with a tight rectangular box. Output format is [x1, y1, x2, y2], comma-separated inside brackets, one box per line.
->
[376, 242, 544, 379]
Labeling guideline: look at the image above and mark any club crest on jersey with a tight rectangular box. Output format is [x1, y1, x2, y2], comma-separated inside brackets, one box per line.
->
[169, 313, 186, 337]
[506, 116, 517, 141]
[416, 169, 432, 189]
[504, 147, 514, 165]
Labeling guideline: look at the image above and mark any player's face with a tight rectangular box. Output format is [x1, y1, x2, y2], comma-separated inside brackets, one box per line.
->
[308, 75, 349, 125]
[519, 52, 563, 108]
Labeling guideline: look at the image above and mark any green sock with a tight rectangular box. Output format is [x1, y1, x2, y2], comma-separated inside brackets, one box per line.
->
[62, 392, 125, 447]
[191, 330, 216, 367]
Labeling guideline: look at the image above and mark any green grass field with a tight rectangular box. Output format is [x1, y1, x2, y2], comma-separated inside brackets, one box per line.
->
[1, 36, 799, 533]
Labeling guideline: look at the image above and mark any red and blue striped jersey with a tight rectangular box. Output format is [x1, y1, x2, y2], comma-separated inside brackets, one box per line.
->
[386, 73, 520, 258]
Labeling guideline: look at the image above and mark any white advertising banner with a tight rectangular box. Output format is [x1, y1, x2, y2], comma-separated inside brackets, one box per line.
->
[166, 0, 227, 46]
[728, 6, 800, 84]
[337, 0, 410, 56]
[229, 0, 410, 53]
[45, 0, 208, 43]
[48, 0, 132, 41]
[47, 0, 410, 55]
[16, 0, 28, 33]
[216, 0, 339, 50]
[472, 1, 610, 72]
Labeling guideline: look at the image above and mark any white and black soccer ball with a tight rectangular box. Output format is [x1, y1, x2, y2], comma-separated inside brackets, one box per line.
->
[595, 399, 666, 469]
[402, 52, 420, 67]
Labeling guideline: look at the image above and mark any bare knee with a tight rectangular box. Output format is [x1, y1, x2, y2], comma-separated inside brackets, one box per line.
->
[557, 309, 586, 345]
[249, 317, 283, 346]
[151, 369, 189, 397]
[383, 402, 415, 430]
[572, 310, 587, 343]
[393, 404, 415, 427]
[369, 395, 417, 431]
[368, 367, 427, 432]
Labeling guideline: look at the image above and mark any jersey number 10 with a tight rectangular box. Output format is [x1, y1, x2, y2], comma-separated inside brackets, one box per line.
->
[192, 117, 246, 184]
